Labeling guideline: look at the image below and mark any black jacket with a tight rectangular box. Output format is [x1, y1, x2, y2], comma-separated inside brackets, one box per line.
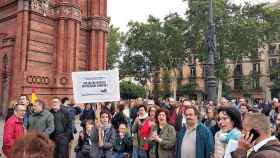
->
[111, 112, 128, 129]
[50, 106, 73, 141]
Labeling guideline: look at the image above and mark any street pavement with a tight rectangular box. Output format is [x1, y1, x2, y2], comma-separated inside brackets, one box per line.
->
[0, 117, 81, 158]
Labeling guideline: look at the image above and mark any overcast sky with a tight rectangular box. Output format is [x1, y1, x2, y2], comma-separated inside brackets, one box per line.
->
[108, 0, 278, 32]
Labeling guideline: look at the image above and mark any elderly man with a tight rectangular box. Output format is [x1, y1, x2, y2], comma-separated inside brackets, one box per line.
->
[231, 113, 280, 158]
[2, 104, 26, 157]
[176, 105, 214, 158]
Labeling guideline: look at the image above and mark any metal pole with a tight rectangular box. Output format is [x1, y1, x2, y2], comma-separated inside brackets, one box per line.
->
[207, 0, 217, 102]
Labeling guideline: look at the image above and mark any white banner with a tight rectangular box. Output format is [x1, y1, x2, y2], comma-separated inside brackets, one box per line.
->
[72, 70, 120, 103]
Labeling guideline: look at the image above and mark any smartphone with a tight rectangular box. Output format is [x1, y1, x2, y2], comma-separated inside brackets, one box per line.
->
[249, 128, 260, 143]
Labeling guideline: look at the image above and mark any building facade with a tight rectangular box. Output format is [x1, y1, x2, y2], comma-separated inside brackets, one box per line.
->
[0, 0, 108, 115]
[175, 43, 280, 103]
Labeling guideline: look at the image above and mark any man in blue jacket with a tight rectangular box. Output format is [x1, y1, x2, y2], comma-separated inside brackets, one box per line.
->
[176, 105, 214, 158]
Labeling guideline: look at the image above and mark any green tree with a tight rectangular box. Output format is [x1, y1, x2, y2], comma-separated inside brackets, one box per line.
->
[161, 13, 186, 98]
[183, 0, 273, 100]
[177, 82, 197, 97]
[120, 14, 187, 99]
[120, 81, 146, 99]
[107, 25, 124, 69]
[261, 7, 280, 90]
[160, 69, 171, 98]
[120, 16, 165, 99]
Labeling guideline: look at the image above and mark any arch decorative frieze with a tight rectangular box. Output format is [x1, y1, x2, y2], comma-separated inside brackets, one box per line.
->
[55, 4, 81, 21]
[26, 75, 50, 85]
[88, 16, 109, 32]
[29, 0, 81, 21]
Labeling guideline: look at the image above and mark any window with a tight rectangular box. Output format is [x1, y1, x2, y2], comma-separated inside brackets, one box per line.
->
[190, 66, 196, 78]
[269, 45, 277, 55]
[252, 77, 260, 89]
[234, 78, 243, 90]
[270, 73, 276, 81]
[253, 63, 260, 74]
[270, 72, 280, 81]
[234, 64, 243, 76]
[269, 58, 277, 68]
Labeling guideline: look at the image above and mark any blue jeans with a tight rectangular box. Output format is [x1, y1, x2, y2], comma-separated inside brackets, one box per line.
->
[132, 148, 147, 158]
[112, 152, 128, 158]
[75, 152, 81, 158]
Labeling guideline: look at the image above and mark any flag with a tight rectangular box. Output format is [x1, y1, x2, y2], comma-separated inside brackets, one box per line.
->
[31, 85, 38, 104]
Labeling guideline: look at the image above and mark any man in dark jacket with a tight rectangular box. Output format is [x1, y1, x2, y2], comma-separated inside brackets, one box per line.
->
[61, 97, 81, 133]
[50, 97, 73, 158]
[28, 99, 54, 136]
[231, 113, 280, 158]
[112, 103, 128, 129]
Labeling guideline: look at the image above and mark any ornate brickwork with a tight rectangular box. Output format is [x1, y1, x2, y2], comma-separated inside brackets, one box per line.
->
[0, 0, 108, 110]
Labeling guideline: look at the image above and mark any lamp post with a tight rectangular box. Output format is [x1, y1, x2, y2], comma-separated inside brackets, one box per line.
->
[206, 0, 217, 102]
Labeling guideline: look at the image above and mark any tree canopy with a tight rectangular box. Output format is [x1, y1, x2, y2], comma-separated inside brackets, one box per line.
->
[112, 0, 280, 98]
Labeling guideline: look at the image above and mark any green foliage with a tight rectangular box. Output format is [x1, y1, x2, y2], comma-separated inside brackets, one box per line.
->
[222, 84, 231, 97]
[107, 25, 124, 69]
[117, 0, 280, 98]
[161, 13, 186, 70]
[119, 16, 164, 88]
[120, 81, 146, 99]
[160, 69, 171, 98]
[184, 0, 280, 86]
[177, 82, 197, 96]
[120, 14, 187, 79]
[270, 62, 280, 89]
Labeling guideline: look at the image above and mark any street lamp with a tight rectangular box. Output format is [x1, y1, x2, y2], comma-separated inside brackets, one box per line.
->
[206, 0, 217, 102]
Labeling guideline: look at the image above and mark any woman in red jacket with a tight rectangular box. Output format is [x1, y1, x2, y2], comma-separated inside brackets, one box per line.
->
[2, 103, 26, 157]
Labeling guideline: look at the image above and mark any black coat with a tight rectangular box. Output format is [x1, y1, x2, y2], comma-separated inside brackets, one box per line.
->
[50, 107, 73, 141]
[111, 112, 128, 129]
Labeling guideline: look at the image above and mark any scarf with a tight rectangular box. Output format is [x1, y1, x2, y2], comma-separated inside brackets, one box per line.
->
[102, 124, 112, 143]
[139, 112, 148, 120]
[219, 128, 241, 144]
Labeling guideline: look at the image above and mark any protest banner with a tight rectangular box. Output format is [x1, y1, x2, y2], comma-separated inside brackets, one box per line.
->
[72, 70, 120, 103]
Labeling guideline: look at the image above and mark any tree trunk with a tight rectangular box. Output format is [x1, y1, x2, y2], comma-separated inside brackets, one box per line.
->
[217, 79, 222, 103]
[153, 70, 160, 101]
[173, 69, 177, 100]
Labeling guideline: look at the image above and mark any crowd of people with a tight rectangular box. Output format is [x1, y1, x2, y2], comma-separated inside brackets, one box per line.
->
[1, 95, 280, 158]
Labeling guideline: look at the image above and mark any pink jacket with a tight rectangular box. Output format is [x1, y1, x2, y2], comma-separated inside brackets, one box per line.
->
[2, 115, 25, 157]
